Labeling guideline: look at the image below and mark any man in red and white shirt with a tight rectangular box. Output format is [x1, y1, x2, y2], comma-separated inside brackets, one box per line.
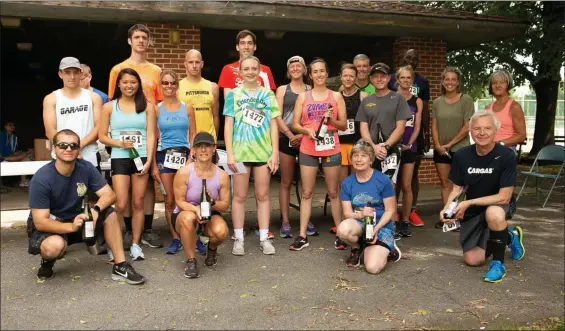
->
[218, 29, 276, 98]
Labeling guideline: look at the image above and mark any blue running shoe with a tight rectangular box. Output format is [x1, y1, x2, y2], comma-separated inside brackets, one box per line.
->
[508, 226, 525, 261]
[280, 223, 292, 238]
[484, 260, 506, 283]
[307, 222, 319, 236]
[195, 237, 207, 255]
[166, 238, 183, 255]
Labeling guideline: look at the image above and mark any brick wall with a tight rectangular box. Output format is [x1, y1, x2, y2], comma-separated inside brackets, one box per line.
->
[393, 37, 447, 186]
[146, 23, 201, 201]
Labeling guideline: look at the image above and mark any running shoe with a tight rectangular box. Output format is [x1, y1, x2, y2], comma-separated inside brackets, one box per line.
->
[346, 247, 362, 267]
[393, 221, 401, 241]
[37, 259, 55, 280]
[434, 221, 444, 229]
[141, 229, 164, 248]
[260, 239, 276, 255]
[129, 243, 145, 261]
[484, 260, 506, 283]
[334, 237, 348, 250]
[289, 236, 309, 251]
[400, 221, 412, 237]
[329, 226, 337, 234]
[232, 239, 245, 256]
[204, 244, 218, 266]
[387, 241, 402, 262]
[111, 261, 146, 285]
[409, 209, 424, 227]
[185, 258, 200, 279]
[166, 238, 183, 255]
[307, 222, 319, 236]
[508, 226, 525, 260]
[279, 223, 292, 238]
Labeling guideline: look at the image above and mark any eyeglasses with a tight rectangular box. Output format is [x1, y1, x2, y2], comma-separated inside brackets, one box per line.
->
[55, 142, 80, 151]
[161, 81, 177, 86]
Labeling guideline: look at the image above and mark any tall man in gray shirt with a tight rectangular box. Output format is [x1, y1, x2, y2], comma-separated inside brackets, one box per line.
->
[356, 63, 412, 239]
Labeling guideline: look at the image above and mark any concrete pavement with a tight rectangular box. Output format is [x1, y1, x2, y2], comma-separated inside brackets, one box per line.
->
[1, 186, 563, 330]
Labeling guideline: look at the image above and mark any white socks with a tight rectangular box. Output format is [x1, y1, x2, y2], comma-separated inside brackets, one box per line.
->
[234, 228, 244, 241]
[259, 229, 269, 242]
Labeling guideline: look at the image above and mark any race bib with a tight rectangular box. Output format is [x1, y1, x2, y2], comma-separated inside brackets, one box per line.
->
[119, 131, 143, 148]
[443, 220, 461, 232]
[381, 153, 398, 173]
[243, 105, 265, 128]
[338, 119, 355, 136]
[409, 85, 419, 96]
[315, 134, 335, 152]
[406, 114, 415, 128]
[163, 150, 187, 170]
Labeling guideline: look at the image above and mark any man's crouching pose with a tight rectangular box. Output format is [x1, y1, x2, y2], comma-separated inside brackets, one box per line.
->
[28, 129, 146, 284]
[440, 110, 525, 283]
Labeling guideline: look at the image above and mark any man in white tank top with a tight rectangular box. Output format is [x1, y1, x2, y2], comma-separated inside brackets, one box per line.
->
[43, 57, 102, 167]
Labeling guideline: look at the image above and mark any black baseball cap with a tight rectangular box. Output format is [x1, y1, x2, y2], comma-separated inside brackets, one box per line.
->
[369, 63, 390, 76]
[193, 132, 215, 146]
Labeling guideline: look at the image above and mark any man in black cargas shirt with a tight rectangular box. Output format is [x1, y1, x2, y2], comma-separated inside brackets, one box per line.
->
[440, 110, 525, 283]
[28, 129, 145, 284]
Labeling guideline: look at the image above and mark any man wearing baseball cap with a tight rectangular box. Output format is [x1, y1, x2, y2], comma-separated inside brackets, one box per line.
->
[43, 57, 103, 168]
[172, 132, 231, 278]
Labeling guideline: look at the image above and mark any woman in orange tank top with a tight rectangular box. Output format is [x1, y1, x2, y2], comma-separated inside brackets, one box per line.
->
[289, 58, 347, 251]
[486, 70, 526, 148]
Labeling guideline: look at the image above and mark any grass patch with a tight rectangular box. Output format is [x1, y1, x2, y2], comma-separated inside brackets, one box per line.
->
[494, 317, 564, 330]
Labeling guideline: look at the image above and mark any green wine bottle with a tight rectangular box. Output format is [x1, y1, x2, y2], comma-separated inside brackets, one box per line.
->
[129, 147, 144, 172]
[82, 196, 94, 241]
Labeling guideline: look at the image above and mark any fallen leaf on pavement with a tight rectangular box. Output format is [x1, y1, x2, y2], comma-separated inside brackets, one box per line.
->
[36, 279, 45, 284]
[119, 281, 127, 285]
[272, 283, 278, 289]
[80, 320, 86, 324]
[240, 293, 247, 298]
[411, 308, 428, 316]
[71, 275, 80, 281]
[199, 298, 209, 302]
[248, 279, 259, 283]
[107, 314, 113, 319]
[476, 306, 485, 310]
[446, 309, 453, 313]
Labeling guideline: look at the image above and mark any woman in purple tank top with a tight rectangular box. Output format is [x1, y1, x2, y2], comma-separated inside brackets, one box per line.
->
[171, 132, 231, 279]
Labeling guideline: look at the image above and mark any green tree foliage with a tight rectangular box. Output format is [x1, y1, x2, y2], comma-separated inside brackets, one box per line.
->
[421, 1, 565, 153]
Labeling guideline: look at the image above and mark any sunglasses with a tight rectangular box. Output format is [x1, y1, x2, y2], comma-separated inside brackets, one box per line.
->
[161, 81, 177, 86]
[55, 142, 80, 151]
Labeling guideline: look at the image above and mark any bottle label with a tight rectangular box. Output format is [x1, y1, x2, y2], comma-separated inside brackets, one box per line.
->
[444, 201, 458, 218]
[133, 157, 144, 172]
[242, 105, 265, 128]
[365, 223, 374, 241]
[200, 202, 211, 218]
[317, 124, 328, 138]
[338, 119, 355, 136]
[84, 221, 95, 238]
[163, 150, 187, 170]
[315, 133, 335, 152]
[119, 131, 143, 148]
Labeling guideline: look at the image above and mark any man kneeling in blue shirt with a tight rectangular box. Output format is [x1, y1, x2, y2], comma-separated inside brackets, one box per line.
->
[27, 129, 145, 284]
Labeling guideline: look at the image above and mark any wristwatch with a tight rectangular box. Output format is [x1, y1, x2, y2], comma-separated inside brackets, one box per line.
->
[92, 205, 102, 214]
[384, 144, 390, 151]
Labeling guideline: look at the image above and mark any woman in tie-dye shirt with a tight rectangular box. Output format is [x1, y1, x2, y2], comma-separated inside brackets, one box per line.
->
[223, 56, 280, 256]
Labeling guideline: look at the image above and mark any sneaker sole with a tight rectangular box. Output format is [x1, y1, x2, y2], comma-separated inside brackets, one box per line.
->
[307, 231, 319, 236]
[184, 273, 200, 279]
[261, 249, 276, 255]
[111, 274, 145, 285]
[289, 243, 309, 251]
[205, 261, 218, 267]
[37, 274, 54, 280]
[484, 272, 506, 283]
[280, 233, 293, 238]
[347, 251, 362, 267]
[389, 242, 402, 262]
[141, 239, 164, 248]
[514, 226, 525, 261]
[131, 255, 145, 261]
[410, 222, 424, 227]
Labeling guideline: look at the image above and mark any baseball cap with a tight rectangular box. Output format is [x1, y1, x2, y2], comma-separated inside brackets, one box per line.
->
[287, 55, 306, 68]
[193, 132, 216, 147]
[369, 63, 390, 76]
[59, 57, 82, 70]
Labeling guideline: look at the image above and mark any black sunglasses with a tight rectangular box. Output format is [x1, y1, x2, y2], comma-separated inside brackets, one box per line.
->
[55, 142, 80, 151]
[161, 81, 177, 86]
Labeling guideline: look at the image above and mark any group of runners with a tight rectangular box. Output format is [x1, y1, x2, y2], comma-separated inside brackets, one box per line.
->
[27, 24, 527, 285]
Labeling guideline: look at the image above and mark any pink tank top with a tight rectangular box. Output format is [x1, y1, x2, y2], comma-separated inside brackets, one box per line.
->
[299, 90, 341, 157]
[487, 98, 515, 142]
[173, 163, 221, 213]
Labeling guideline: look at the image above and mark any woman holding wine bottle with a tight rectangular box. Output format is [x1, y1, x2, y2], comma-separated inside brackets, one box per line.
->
[224, 56, 280, 256]
[172, 132, 230, 279]
[289, 58, 348, 252]
[99, 68, 156, 261]
[153, 69, 196, 254]
[336, 140, 401, 272]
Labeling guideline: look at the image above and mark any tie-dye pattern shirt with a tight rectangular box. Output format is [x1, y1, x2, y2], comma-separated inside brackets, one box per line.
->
[223, 86, 280, 162]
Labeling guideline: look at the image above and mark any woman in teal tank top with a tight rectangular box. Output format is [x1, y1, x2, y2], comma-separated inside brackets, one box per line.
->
[99, 68, 156, 261]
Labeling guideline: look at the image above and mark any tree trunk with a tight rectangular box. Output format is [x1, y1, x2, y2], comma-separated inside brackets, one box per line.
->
[530, 78, 559, 156]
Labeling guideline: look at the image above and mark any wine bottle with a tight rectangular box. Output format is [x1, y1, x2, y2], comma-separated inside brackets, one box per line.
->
[82, 196, 95, 241]
[443, 189, 466, 219]
[364, 200, 375, 242]
[200, 179, 211, 221]
[129, 147, 144, 172]
[315, 108, 331, 140]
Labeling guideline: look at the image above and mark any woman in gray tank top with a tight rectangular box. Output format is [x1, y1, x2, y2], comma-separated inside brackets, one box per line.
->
[274, 56, 312, 238]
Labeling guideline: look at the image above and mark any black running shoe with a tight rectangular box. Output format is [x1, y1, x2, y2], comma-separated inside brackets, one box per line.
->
[37, 259, 55, 280]
[204, 244, 218, 266]
[346, 247, 362, 267]
[334, 237, 348, 250]
[393, 221, 401, 241]
[185, 258, 200, 278]
[387, 241, 402, 262]
[435, 221, 444, 229]
[289, 236, 309, 251]
[111, 261, 146, 285]
[400, 221, 412, 237]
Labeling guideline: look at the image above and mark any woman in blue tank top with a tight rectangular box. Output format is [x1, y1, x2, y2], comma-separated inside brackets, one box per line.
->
[154, 70, 196, 254]
[99, 68, 156, 261]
